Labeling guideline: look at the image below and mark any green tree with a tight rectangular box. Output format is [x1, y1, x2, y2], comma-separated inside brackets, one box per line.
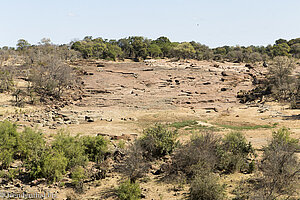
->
[272, 43, 291, 57]
[147, 44, 162, 58]
[16, 39, 30, 51]
[170, 42, 196, 59]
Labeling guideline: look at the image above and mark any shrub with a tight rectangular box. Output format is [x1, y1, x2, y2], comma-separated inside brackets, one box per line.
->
[259, 128, 300, 198]
[81, 135, 108, 163]
[139, 124, 178, 159]
[71, 166, 86, 193]
[117, 179, 141, 200]
[267, 56, 296, 100]
[41, 150, 68, 183]
[120, 141, 150, 183]
[0, 121, 19, 169]
[28, 55, 74, 99]
[17, 127, 45, 161]
[0, 70, 14, 93]
[170, 132, 220, 179]
[190, 173, 226, 200]
[52, 130, 88, 169]
[217, 132, 256, 173]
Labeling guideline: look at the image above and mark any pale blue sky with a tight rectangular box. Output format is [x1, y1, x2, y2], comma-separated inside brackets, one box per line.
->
[1, 0, 299, 47]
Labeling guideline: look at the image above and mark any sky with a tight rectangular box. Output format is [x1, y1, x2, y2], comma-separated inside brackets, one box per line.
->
[0, 0, 299, 48]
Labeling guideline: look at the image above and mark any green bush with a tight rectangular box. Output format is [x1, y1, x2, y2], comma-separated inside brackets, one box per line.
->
[81, 135, 108, 163]
[41, 150, 68, 183]
[190, 173, 226, 200]
[140, 124, 178, 158]
[17, 127, 45, 161]
[52, 130, 88, 169]
[117, 180, 141, 200]
[0, 121, 19, 169]
[71, 166, 86, 193]
[217, 132, 256, 173]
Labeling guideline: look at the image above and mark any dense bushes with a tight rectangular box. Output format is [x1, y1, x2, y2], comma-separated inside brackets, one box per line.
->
[170, 131, 256, 180]
[0, 121, 109, 183]
[81, 135, 108, 163]
[234, 128, 300, 199]
[119, 124, 177, 183]
[52, 131, 88, 169]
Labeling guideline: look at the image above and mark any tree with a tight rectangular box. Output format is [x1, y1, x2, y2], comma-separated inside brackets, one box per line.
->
[153, 36, 172, 57]
[272, 43, 290, 57]
[28, 55, 74, 99]
[147, 44, 162, 58]
[170, 42, 196, 59]
[16, 39, 30, 51]
[267, 56, 296, 100]
[0, 70, 14, 93]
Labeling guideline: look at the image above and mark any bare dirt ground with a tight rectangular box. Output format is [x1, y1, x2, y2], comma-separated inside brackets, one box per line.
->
[0, 59, 299, 199]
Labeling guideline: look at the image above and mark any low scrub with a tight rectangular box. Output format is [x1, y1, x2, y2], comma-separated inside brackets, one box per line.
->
[139, 124, 178, 159]
[190, 172, 226, 200]
[117, 179, 141, 200]
[217, 132, 256, 173]
[259, 128, 300, 199]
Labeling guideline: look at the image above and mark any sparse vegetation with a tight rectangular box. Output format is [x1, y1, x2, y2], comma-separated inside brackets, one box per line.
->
[217, 123, 276, 130]
[259, 128, 300, 199]
[0, 70, 14, 93]
[169, 120, 198, 129]
[170, 132, 220, 179]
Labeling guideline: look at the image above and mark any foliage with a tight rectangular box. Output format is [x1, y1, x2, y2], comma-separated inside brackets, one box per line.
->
[41, 150, 68, 183]
[0, 121, 19, 169]
[71, 166, 86, 193]
[217, 132, 256, 173]
[81, 135, 108, 163]
[170, 42, 196, 59]
[170, 132, 220, 178]
[267, 56, 296, 100]
[28, 55, 74, 99]
[117, 179, 141, 200]
[17, 127, 45, 162]
[190, 173, 226, 200]
[0, 70, 14, 93]
[119, 141, 150, 183]
[52, 130, 88, 169]
[259, 128, 300, 199]
[139, 124, 178, 158]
